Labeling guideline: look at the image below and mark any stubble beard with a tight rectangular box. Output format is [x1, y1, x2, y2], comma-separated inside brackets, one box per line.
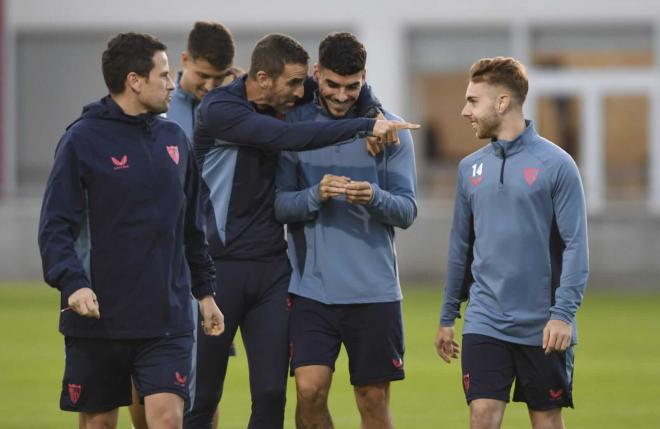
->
[476, 110, 501, 140]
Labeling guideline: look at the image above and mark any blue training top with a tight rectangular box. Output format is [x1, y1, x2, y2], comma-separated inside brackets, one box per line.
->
[165, 72, 197, 140]
[440, 120, 589, 346]
[275, 97, 418, 304]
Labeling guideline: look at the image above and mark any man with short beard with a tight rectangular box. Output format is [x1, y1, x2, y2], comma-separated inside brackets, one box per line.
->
[436, 57, 589, 429]
[274, 32, 417, 429]
[186, 33, 418, 429]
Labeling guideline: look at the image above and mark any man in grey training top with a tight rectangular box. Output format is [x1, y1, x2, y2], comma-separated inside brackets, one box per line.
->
[436, 56, 589, 429]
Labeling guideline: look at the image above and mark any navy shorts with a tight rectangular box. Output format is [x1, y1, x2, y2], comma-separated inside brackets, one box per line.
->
[461, 334, 574, 411]
[61, 334, 193, 412]
[289, 295, 404, 386]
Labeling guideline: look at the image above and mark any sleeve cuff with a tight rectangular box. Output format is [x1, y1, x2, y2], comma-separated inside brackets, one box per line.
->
[366, 183, 382, 208]
[191, 282, 215, 300]
[61, 278, 90, 303]
[440, 319, 455, 327]
[440, 303, 462, 327]
[307, 185, 323, 212]
[549, 310, 573, 325]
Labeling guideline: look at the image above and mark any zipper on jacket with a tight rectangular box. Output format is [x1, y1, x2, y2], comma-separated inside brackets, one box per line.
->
[499, 149, 506, 185]
[142, 120, 170, 327]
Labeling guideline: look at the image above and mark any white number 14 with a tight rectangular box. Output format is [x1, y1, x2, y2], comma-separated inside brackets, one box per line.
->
[471, 162, 483, 176]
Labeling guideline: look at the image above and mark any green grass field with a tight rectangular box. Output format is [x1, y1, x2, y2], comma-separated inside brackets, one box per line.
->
[1, 282, 659, 428]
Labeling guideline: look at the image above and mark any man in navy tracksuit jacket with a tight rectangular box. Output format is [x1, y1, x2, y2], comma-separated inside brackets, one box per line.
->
[436, 57, 588, 429]
[38, 33, 223, 429]
[186, 33, 418, 429]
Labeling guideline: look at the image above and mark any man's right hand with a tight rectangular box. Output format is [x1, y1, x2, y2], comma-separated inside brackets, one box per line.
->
[371, 120, 420, 147]
[435, 326, 460, 364]
[67, 287, 100, 319]
[319, 174, 350, 202]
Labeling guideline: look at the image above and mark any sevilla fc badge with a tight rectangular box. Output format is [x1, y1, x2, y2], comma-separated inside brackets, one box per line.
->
[524, 168, 540, 186]
[166, 146, 180, 165]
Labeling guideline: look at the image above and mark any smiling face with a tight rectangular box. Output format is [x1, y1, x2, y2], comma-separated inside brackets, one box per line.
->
[315, 65, 364, 118]
[461, 81, 503, 140]
[180, 52, 233, 101]
[136, 51, 175, 114]
[265, 62, 308, 114]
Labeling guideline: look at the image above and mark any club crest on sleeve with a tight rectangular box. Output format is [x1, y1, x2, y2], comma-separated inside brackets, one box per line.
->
[524, 167, 540, 186]
[166, 146, 180, 165]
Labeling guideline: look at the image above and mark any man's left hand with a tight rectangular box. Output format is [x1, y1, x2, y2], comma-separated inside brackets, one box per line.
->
[543, 319, 572, 354]
[345, 181, 373, 205]
[365, 138, 386, 156]
[222, 66, 246, 86]
[198, 295, 225, 336]
[365, 113, 387, 156]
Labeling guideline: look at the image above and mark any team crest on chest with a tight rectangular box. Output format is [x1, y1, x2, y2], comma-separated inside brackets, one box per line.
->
[166, 146, 180, 165]
[470, 162, 484, 186]
[524, 167, 540, 186]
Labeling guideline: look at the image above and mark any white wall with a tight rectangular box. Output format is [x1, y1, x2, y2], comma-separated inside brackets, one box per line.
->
[9, 0, 660, 112]
[9, 0, 660, 26]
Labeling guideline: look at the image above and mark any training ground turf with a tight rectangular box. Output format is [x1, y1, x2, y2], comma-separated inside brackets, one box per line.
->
[1, 282, 658, 428]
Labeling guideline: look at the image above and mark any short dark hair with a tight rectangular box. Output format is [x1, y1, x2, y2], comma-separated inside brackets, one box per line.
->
[318, 32, 366, 75]
[248, 33, 309, 79]
[187, 21, 235, 70]
[469, 56, 529, 104]
[102, 32, 167, 94]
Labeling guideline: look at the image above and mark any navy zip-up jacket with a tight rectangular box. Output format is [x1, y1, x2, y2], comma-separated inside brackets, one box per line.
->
[38, 96, 215, 339]
[194, 76, 377, 261]
[440, 121, 589, 346]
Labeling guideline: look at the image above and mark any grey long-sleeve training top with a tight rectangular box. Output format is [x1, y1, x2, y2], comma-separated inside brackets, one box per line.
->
[275, 100, 417, 304]
[440, 121, 589, 346]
